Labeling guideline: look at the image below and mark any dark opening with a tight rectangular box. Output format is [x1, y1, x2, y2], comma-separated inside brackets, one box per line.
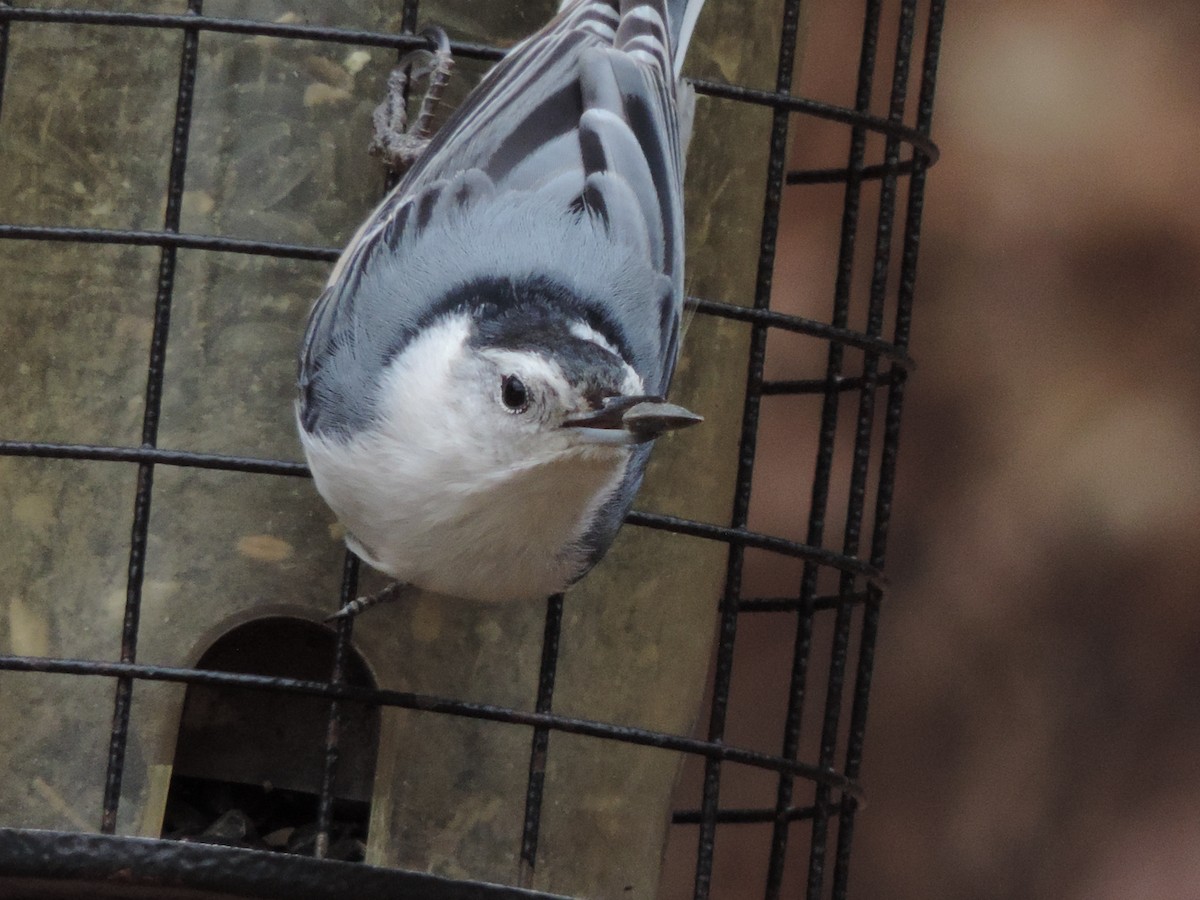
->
[161, 618, 379, 862]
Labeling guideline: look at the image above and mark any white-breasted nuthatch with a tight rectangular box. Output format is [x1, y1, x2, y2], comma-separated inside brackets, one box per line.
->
[298, 0, 707, 612]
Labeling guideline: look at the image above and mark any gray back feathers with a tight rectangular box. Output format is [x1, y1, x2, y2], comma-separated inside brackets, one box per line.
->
[299, 0, 706, 438]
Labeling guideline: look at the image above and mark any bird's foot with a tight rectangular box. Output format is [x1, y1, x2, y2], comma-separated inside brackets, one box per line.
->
[369, 26, 454, 175]
[325, 581, 412, 623]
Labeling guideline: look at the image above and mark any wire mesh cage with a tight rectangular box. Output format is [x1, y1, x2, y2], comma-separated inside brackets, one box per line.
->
[0, 0, 944, 898]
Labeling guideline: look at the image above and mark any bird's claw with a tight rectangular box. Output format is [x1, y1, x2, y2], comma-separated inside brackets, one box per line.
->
[370, 26, 454, 175]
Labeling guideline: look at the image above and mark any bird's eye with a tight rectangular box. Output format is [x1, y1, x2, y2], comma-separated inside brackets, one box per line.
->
[500, 375, 529, 412]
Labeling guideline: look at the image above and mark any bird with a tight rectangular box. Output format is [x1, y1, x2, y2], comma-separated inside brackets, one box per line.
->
[297, 0, 708, 613]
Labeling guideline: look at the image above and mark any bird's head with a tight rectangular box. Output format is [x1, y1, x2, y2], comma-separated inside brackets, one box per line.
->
[373, 296, 701, 474]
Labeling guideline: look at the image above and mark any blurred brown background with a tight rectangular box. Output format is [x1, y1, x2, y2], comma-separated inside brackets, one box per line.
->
[662, 0, 1200, 897]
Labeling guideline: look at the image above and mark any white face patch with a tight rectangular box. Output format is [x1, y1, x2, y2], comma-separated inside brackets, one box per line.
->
[375, 314, 473, 424]
[568, 320, 620, 358]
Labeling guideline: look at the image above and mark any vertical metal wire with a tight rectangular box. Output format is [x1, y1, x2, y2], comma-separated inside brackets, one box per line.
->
[401, 0, 420, 34]
[693, 1, 806, 896]
[314, 552, 361, 859]
[792, 0, 884, 889]
[314, 0, 421, 860]
[0, 0, 10, 123]
[315, 0, 428, 859]
[518, 593, 565, 888]
[382, 1, 423, 195]
[831, 3, 945, 897]
[100, 0, 203, 835]
[763, 0, 883, 893]
[810, 0, 918, 890]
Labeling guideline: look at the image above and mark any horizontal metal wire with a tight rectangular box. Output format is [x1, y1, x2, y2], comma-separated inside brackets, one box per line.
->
[692, 79, 937, 164]
[738, 591, 870, 614]
[0, 7, 938, 164]
[0, 224, 914, 365]
[672, 804, 824, 825]
[759, 370, 906, 396]
[685, 298, 914, 367]
[627, 511, 883, 581]
[0, 439, 311, 476]
[786, 157, 922, 185]
[0, 223, 339, 261]
[0, 439, 882, 582]
[0, 7, 482, 54]
[0, 654, 862, 798]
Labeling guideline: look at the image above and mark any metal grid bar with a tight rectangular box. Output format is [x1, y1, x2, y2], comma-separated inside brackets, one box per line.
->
[519, 594, 565, 886]
[820, 0, 927, 887]
[693, 1, 806, 896]
[317, 0, 424, 870]
[401, 0, 420, 35]
[314, 553, 362, 859]
[0, 230, 915, 365]
[100, 0, 204, 835]
[764, 0, 883, 892]
[0, 653, 861, 793]
[832, 3, 947, 897]
[0, 1, 9, 123]
[0, 436, 891, 580]
[759, 371, 906, 397]
[0, 8, 939, 160]
[802, 0, 897, 889]
[0, 0, 945, 894]
[786, 157, 923, 185]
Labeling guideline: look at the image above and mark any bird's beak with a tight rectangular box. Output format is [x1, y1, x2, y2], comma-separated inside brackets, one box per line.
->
[562, 395, 703, 444]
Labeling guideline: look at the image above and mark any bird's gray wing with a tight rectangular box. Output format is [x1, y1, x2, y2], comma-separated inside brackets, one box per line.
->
[299, 0, 691, 436]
